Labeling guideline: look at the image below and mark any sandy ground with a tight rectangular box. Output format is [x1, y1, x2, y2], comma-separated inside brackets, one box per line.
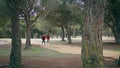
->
[0, 36, 119, 58]
[0, 37, 120, 68]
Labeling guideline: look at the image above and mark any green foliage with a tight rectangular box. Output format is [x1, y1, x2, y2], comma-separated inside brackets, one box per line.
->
[0, 26, 11, 38]
[34, 0, 83, 37]
[105, 0, 120, 28]
[105, 0, 120, 43]
[0, 0, 10, 26]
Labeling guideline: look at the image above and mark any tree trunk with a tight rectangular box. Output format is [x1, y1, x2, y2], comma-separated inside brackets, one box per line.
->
[9, 11, 22, 68]
[72, 27, 76, 38]
[24, 23, 31, 49]
[111, 26, 120, 44]
[81, 0, 104, 68]
[106, 0, 120, 44]
[118, 56, 120, 66]
[61, 26, 65, 41]
[6, 0, 22, 68]
[65, 25, 72, 43]
[24, 13, 32, 49]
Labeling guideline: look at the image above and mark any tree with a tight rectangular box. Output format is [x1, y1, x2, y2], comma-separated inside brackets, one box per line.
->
[19, 0, 43, 49]
[6, 0, 22, 68]
[81, 0, 105, 68]
[118, 56, 120, 66]
[105, 0, 120, 44]
[0, 0, 11, 38]
[44, 0, 82, 43]
[0, 0, 10, 25]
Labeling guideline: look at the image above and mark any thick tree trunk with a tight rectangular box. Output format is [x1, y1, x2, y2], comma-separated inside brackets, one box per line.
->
[9, 12, 22, 68]
[82, 0, 104, 68]
[61, 26, 65, 41]
[6, 0, 22, 68]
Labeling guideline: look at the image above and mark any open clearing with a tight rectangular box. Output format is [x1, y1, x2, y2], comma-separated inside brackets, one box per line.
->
[0, 37, 120, 68]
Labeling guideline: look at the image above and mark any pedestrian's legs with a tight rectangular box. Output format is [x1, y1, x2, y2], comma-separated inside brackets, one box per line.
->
[42, 40, 44, 44]
[43, 40, 45, 44]
[42, 39, 44, 44]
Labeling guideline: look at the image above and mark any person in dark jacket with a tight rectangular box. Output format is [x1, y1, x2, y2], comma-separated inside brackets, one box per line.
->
[41, 35, 46, 44]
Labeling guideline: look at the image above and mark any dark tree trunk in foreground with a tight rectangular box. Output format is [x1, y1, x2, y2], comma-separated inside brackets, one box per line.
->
[6, 0, 22, 68]
[9, 11, 22, 68]
[82, 0, 105, 68]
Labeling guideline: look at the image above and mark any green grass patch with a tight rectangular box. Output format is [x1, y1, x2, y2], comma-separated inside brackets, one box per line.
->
[22, 46, 74, 58]
[0, 46, 10, 56]
[0, 45, 76, 58]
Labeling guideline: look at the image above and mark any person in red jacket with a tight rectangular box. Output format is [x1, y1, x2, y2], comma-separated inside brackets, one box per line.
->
[41, 35, 46, 44]
[46, 35, 50, 43]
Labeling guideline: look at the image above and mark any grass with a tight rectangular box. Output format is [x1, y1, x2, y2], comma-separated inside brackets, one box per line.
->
[0, 46, 10, 56]
[22, 46, 72, 58]
[0, 45, 76, 58]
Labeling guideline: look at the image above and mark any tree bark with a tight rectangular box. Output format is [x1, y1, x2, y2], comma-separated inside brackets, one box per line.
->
[9, 12, 22, 68]
[6, 0, 22, 68]
[23, 11, 32, 49]
[61, 26, 65, 41]
[82, 0, 104, 68]
[24, 19, 31, 49]
[111, 24, 120, 44]
[106, 0, 120, 44]
[72, 27, 76, 38]
[65, 25, 72, 43]
[118, 56, 120, 66]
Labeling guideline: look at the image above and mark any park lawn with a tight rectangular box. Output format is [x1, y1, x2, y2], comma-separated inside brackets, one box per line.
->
[21, 45, 77, 58]
[0, 44, 119, 68]
[0, 45, 81, 68]
[0, 45, 78, 58]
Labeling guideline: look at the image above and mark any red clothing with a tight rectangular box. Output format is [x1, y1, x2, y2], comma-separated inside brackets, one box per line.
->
[46, 35, 50, 40]
[41, 36, 46, 40]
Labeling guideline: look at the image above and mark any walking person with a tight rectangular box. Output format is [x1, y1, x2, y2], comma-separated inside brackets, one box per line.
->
[41, 35, 46, 44]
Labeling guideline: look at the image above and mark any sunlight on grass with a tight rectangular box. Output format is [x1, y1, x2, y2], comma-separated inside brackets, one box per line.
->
[22, 46, 73, 58]
[0, 45, 76, 58]
[0, 47, 10, 56]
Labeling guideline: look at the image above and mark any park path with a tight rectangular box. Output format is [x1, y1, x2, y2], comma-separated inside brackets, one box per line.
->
[43, 43, 120, 59]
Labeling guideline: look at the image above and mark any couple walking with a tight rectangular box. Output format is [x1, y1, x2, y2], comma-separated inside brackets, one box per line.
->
[41, 35, 50, 44]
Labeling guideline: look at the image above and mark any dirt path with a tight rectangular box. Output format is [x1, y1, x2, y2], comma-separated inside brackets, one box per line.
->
[42, 43, 120, 59]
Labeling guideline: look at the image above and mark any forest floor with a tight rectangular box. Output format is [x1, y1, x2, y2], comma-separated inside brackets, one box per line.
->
[0, 36, 120, 68]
